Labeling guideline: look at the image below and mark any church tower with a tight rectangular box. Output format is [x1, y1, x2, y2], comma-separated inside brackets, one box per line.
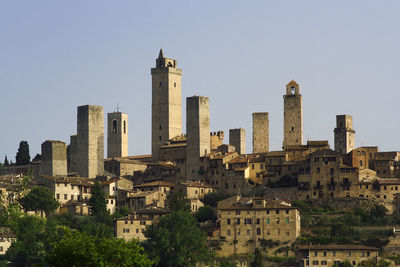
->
[151, 49, 182, 160]
[334, 115, 355, 154]
[283, 80, 303, 149]
[107, 111, 128, 158]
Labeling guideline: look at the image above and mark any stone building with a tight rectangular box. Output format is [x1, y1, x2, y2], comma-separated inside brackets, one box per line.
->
[114, 208, 166, 241]
[283, 80, 303, 149]
[334, 114, 355, 154]
[210, 131, 224, 150]
[68, 135, 78, 173]
[216, 196, 300, 256]
[107, 111, 128, 158]
[229, 128, 246, 155]
[252, 112, 269, 154]
[151, 49, 182, 160]
[76, 105, 104, 178]
[186, 95, 210, 180]
[296, 244, 379, 267]
[40, 140, 67, 177]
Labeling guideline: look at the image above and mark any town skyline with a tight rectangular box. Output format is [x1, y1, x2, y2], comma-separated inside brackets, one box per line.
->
[1, 1, 400, 161]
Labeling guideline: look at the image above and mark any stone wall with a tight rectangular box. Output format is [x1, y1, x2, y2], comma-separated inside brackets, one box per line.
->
[283, 81, 303, 149]
[107, 112, 128, 158]
[229, 128, 246, 155]
[252, 112, 269, 154]
[334, 114, 355, 154]
[41, 140, 67, 177]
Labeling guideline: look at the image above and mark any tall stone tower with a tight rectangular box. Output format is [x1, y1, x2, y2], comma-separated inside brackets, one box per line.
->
[283, 80, 303, 149]
[76, 105, 104, 178]
[41, 140, 67, 177]
[186, 96, 210, 180]
[68, 135, 78, 173]
[252, 112, 269, 153]
[334, 115, 355, 154]
[229, 128, 246, 155]
[107, 112, 128, 158]
[151, 49, 182, 160]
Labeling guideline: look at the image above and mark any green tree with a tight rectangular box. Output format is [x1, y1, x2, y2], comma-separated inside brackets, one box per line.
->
[6, 216, 47, 266]
[195, 205, 217, 223]
[4, 156, 9, 166]
[202, 192, 230, 207]
[15, 141, 30, 166]
[144, 210, 211, 266]
[168, 193, 191, 212]
[45, 229, 152, 267]
[20, 186, 59, 217]
[32, 153, 41, 162]
[88, 181, 107, 216]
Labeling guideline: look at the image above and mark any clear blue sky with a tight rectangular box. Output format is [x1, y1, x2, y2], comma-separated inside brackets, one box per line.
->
[1, 1, 399, 162]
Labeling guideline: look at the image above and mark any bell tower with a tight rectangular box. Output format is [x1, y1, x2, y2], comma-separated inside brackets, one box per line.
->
[283, 80, 303, 149]
[151, 49, 182, 160]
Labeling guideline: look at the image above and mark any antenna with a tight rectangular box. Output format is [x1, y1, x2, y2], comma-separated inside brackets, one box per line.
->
[116, 103, 120, 112]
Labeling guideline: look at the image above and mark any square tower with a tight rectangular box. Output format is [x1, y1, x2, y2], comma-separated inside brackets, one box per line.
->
[283, 80, 303, 149]
[252, 112, 269, 153]
[229, 128, 246, 155]
[41, 140, 67, 177]
[76, 105, 104, 178]
[107, 112, 128, 158]
[151, 49, 182, 160]
[334, 115, 355, 154]
[67, 135, 78, 173]
[186, 96, 210, 180]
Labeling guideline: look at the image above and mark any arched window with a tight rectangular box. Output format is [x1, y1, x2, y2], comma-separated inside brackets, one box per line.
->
[112, 120, 117, 133]
[359, 160, 363, 166]
[291, 86, 295, 95]
[123, 120, 126, 134]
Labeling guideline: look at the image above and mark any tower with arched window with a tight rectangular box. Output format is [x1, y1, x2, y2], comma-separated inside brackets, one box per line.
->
[283, 80, 303, 149]
[107, 111, 128, 158]
[151, 49, 182, 160]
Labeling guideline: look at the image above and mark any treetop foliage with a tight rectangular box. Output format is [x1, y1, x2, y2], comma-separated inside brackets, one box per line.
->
[15, 140, 30, 166]
[20, 186, 59, 216]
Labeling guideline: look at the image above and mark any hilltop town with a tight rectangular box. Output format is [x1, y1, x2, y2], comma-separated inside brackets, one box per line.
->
[1, 50, 400, 266]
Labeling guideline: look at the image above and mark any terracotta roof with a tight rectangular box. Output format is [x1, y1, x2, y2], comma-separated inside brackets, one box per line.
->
[134, 181, 175, 188]
[377, 178, 400, 185]
[298, 244, 378, 251]
[307, 140, 329, 146]
[311, 149, 341, 157]
[39, 175, 94, 186]
[179, 182, 214, 188]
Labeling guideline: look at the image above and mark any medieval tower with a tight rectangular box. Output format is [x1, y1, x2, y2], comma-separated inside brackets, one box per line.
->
[283, 80, 303, 149]
[107, 111, 128, 158]
[76, 105, 104, 178]
[151, 49, 182, 160]
[334, 114, 355, 154]
[252, 112, 269, 153]
[186, 95, 210, 180]
[229, 128, 246, 155]
[41, 140, 67, 177]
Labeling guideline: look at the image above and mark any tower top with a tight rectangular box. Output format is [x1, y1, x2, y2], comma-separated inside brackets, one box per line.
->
[285, 80, 300, 95]
[158, 48, 164, 59]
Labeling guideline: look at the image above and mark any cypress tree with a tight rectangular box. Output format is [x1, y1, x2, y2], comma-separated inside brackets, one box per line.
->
[16, 141, 30, 166]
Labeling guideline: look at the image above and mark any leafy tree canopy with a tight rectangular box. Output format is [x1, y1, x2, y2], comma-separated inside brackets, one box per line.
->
[32, 153, 41, 162]
[201, 192, 231, 207]
[15, 141, 30, 166]
[168, 193, 191, 212]
[144, 210, 211, 267]
[20, 186, 59, 216]
[45, 229, 152, 267]
[4, 156, 9, 166]
[195, 205, 217, 223]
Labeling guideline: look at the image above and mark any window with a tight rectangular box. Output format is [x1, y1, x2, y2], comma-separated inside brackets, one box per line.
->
[332, 251, 336, 256]
[236, 211, 241, 215]
[174, 82, 176, 87]
[359, 160, 363, 166]
[136, 229, 139, 233]
[227, 229, 231, 236]
[256, 228, 261, 235]
[321, 261, 327, 265]
[64, 194, 67, 200]
[256, 218, 260, 224]
[56, 194, 60, 200]
[236, 218, 240, 225]
[367, 251, 370, 257]
[124, 120, 126, 133]
[323, 251, 327, 257]
[286, 210, 289, 214]
[276, 218, 280, 224]
[227, 219, 231, 225]
[247, 229, 250, 235]
[123, 229, 129, 233]
[267, 229, 270, 235]
[347, 251, 351, 256]
[317, 167, 320, 174]
[252, 164, 255, 170]
[65, 183, 68, 187]
[159, 136, 162, 141]
[330, 168, 334, 175]
[112, 120, 117, 133]
[159, 82, 162, 87]
[71, 195, 74, 200]
[314, 251, 318, 257]
[266, 218, 270, 224]
[312, 261, 319, 266]
[266, 210, 270, 214]
[125, 220, 128, 224]
[286, 218, 290, 224]
[276, 210, 280, 214]
[140, 221, 146, 225]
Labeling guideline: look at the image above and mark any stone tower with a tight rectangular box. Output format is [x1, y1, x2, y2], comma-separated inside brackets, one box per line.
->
[76, 105, 104, 178]
[229, 128, 246, 155]
[107, 112, 128, 158]
[283, 80, 303, 149]
[334, 115, 355, 154]
[186, 96, 210, 180]
[151, 49, 182, 160]
[41, 140, 67, 177]
[67, 135, 77, 173]
[252, 112, 269, 153]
